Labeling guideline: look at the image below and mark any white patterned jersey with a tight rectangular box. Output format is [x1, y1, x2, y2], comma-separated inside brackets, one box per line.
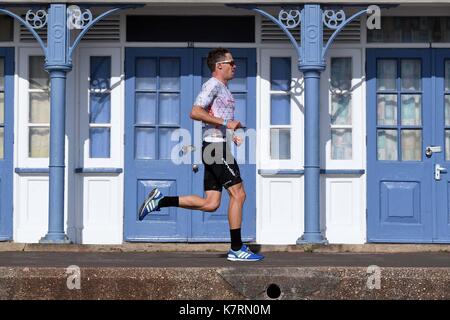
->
[193, 77, 235, 142]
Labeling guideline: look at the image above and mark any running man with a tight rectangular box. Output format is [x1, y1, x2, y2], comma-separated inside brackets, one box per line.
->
[138, 48, 263, 262]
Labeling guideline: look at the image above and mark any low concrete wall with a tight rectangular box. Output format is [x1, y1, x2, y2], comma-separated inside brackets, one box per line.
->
[1, 266, 449, 300]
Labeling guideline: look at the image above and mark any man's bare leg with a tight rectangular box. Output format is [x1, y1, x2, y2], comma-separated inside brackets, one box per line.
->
[178, 190, 222, 212]
[226, 182, 246, 230]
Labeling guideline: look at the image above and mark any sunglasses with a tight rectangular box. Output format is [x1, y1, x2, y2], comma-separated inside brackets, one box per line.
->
[216, 60, 236, 67]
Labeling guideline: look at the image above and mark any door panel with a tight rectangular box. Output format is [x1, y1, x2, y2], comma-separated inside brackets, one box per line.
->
[0, 48, 13, 241]
[124, 48, 192, 241]
[124, 48, 256, 242]
[367, 49, 433, 242]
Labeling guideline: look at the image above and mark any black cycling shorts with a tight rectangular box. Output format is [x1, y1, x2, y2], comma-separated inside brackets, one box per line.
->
[202, 141, 242, 192]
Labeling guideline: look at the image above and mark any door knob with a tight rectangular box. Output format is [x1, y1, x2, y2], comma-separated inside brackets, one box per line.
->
[192, 164, 199, 173]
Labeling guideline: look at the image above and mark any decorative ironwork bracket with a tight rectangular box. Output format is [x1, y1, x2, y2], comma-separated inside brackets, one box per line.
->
[0, 8, 48, 54]
[229, 4, 374, 70]
[0, 4, 143, 61]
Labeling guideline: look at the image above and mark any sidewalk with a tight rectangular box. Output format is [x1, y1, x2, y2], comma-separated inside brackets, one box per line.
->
[1, 242, 450, 253]
[0, 244, 449, 300]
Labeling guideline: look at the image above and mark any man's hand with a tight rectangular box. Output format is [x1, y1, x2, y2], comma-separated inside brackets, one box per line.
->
[226, 120, 241, 130]
[232, 135, 243, 146]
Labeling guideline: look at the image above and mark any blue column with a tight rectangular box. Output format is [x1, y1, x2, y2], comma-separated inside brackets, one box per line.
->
[40, 4, 71, 243]
[297, 4, 327, 244]
[297, 70, 327, 244]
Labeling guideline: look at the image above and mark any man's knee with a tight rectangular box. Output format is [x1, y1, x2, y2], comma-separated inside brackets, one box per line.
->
[203, 199, 220, 212]
[230, 187, 246, 203]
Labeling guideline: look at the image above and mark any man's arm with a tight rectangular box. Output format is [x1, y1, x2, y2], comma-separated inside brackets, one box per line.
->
[190, 106, 241, 130]
[190, 105, 223, 126]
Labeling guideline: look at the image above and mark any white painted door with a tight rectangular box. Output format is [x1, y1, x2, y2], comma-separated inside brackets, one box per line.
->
[74, 47, 123, 244]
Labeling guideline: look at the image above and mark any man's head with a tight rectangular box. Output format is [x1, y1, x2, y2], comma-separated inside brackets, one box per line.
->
[207, 48, 236, 81]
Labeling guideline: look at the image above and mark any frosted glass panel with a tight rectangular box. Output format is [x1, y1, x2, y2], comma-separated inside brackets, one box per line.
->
[445, 95, 450, 126]
[401, 94, 421, 125]
[135, 128, 155, 159]
[90, 93, 111, 124]
[446, 61, 450, 92]
[331, 129, 352, 160]
[90, 56, 111, 91]
[29, 56, 49, 90]
[160, 58, 180, 91]
[29, 127, 49, 158]
[159, 128, 179, 160]
[271, 58, 291, 91]
[270, 95, 290, 125]
[377, 94, 397, 125]
[234, 94, 247, 126]
[0, 92, 3, 124]
[401, 130, 422, 161]
[331, 57, 352, 91]
[446, 130, 450, 161]
[377, 60, 397, 91]
[136, 58, 156, 90]
[135, 93, 156, 125]
[331, 95, 352, 125]
[377, 129, 398, 161]
[401, 60, 421, 91]
[228, 58, 247, 92]
[159, 93, 180, 125]
[29, 92, 50, 123]
[89, 128, 110, 158]
[270, 128, 290, 159]
[0, 127, 3, 159]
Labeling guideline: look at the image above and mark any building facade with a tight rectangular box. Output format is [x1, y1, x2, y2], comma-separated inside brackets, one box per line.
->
[0, 1, 449, 244]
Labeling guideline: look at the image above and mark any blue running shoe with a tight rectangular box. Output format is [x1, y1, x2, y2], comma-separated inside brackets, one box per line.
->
[138, 188, 164, 221]
[227, 244, 264, 262]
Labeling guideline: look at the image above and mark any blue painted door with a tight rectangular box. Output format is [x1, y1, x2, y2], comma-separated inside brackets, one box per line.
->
[434, 49, 450, 242]
[124, 48, 193, 241]
[0, 48, 14, 241]
[124, 48, 256, 242]
[367, 49, 434, 242]
[191, 48, 256, 242]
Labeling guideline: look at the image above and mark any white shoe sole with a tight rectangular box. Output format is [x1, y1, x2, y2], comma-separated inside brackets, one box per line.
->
[227, 256, 262, 262]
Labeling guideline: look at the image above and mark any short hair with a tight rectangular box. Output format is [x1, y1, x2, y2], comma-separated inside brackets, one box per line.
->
[207, 48, 230, 72]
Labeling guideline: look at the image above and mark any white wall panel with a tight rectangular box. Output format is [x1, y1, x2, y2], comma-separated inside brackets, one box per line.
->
[81, 177, 122, 244]
[324, 176, 366, 243]
[258, 176, 303, 244]
[14, 178, 49, 242]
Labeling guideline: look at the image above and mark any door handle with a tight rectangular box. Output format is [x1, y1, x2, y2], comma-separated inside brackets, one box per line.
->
[435, 164, 447, 181]
[425, 145, 442, 158]
[181, 145, 196, 156]
[192, 164, 199, 173]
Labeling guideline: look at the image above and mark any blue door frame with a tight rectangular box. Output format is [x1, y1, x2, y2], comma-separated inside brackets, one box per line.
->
[0, 47, 14, 241]
[367, 48, 450, 243]
[124, 47, 256, 242]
